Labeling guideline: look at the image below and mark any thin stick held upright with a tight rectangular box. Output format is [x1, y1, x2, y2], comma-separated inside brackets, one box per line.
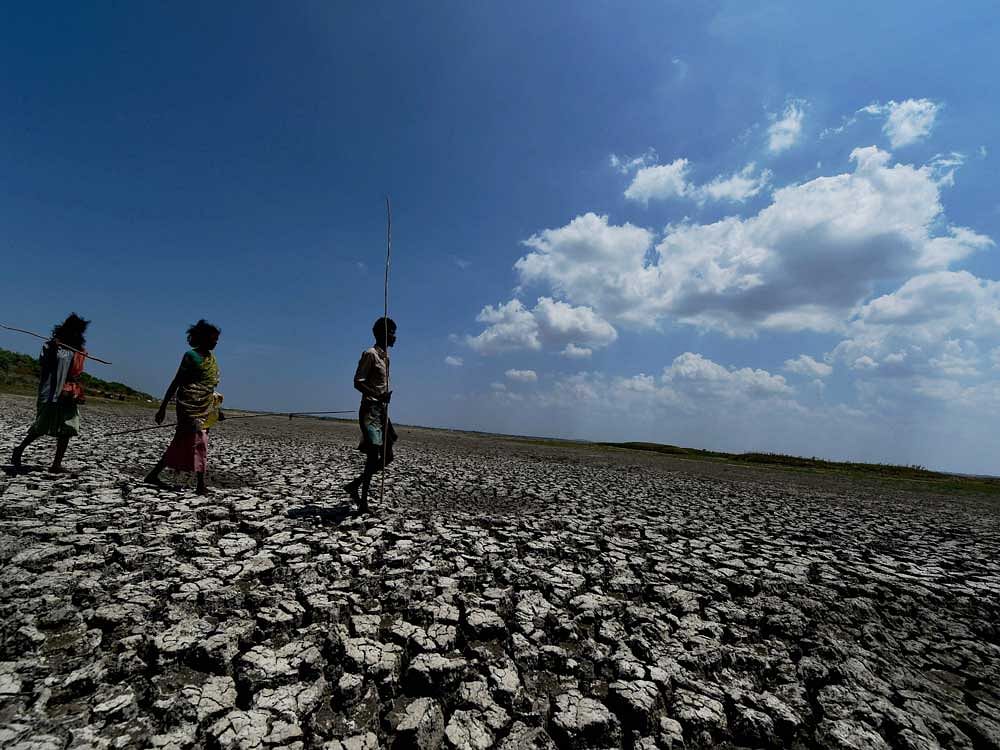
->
[380, 196, 392, 507]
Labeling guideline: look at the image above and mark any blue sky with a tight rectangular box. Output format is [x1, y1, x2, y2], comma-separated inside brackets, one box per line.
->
[2, 2, 999, 472]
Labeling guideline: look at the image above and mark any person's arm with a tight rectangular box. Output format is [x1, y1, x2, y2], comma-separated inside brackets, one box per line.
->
[155, 357, 186, 424]
[354, 351, 392, 402]
[353, 352, 377, 399]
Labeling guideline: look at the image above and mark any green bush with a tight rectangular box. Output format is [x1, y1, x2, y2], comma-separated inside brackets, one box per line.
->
[0, 347, 154, 401]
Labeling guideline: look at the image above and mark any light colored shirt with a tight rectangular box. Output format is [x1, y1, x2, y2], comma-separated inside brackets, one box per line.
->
[354, 346, 390, 403]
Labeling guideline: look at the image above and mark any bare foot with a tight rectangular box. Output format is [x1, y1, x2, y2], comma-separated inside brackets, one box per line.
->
[47, 465, 71, 474]
[11, 447, 23, 469]
[196, 486, 210, 496]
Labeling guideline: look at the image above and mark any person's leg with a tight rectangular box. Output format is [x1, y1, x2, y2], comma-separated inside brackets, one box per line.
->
[144, 455, 170, 487]
[193, 430, 209, 494]
[358, 450, 380, 512]
[49, 436, 70, 472]
[11, 428, 41, 467]
[344, 475, 362, 502]
[347, 412, 377, 507]
[358, 411, 391, 511]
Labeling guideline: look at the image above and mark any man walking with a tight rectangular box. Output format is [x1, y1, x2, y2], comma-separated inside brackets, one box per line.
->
[344, 317, 397, 512]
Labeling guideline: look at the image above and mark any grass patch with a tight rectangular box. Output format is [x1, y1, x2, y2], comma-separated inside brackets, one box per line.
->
[734, 451, 948, 479]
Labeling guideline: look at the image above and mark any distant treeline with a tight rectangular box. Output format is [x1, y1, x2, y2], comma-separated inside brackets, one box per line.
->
[600, 441, 956, 480]
[0, 348, 154, 402]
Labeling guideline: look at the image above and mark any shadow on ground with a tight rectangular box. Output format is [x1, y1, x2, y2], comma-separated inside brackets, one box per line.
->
[287, 502, 357, 524]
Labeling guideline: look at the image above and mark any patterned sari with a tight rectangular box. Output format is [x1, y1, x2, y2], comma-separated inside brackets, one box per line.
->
[164, 350, 220, 472]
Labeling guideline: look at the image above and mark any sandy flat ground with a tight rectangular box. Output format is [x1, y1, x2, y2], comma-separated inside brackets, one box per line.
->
[1, 394, 999, 749]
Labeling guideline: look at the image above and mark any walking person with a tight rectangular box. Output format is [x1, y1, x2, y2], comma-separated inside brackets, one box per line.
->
[11, 313, 91, 473]
[144, 320, 222, 495]
[344, 317, 397, 513]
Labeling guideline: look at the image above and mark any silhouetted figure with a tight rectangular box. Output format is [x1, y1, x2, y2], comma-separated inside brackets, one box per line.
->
[145, 320, 223, 495]
[344, 317, 397, 512]
[11, 313, 90, 473]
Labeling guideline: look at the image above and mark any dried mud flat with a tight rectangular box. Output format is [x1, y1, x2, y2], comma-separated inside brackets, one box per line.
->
[1, 394, 999, 750]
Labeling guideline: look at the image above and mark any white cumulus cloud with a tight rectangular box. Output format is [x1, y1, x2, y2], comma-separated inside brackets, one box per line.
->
[784, 354, 833, 378]
[466, 294, 618, 355]
[862, 99, 940, 148]
[830, 270, 1000, 381]
[561, 343, 593, 359]
[664, 352, 792, 398]
[623, 160, 771, 204]
[533, 297, 618, 347]
[515, 213, 654, 323]
[516, 149, 990, 335]
[767, 100, 805, 153]
[444, 356, 463, 367]
[505, 369, 538, 383]
[696, 163, 772, 203]
[610, 148, 658, 174]
[529, 353, 793, 420]
[624, 159, 691, 202]
[466, 299, 540, 353]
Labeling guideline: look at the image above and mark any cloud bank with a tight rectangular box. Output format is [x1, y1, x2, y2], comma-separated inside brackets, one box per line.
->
[514, 148, 988, 336]
[460, 98, 998, 471]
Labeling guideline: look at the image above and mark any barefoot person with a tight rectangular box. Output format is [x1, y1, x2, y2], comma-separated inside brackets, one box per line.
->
[11, 313, 90, 473]
[145, 320, 222, 495]
[344, 317, 397, 512]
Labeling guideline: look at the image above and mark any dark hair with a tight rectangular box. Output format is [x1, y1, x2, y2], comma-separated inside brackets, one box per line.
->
[372, 317, 396, 339]
[187, 319, 221, 348]
[52, 313, 90, 350]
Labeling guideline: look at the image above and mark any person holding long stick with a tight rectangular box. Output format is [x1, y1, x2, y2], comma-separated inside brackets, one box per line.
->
[11, 313, 91, 473]
[344, 317, 397, 513]
[144, 319, 222, 495]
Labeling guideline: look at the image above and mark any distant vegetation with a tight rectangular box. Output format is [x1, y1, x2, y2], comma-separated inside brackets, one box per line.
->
[0, 348, 154, 402]
[597, 441, 1000, 495]
[601, 441, 949, 479]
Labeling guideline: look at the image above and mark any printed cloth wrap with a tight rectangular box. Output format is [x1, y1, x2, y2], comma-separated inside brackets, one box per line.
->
[31, 342, 86, 437]
[162, 350, 220, 473]
[174, 350, 220, 429]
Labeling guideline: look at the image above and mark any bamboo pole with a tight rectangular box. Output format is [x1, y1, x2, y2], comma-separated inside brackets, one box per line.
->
[0, 323, 112, 364]
[380, 196, 392, 508]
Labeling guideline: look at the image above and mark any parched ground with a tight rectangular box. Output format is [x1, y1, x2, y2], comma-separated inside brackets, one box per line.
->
[1, 394, 999, 750]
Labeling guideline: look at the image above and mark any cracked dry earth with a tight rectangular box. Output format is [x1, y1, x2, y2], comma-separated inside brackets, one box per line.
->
[1, 395, 999, 750]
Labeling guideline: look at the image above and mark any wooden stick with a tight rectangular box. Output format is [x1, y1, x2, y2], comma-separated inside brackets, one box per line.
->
[0, 323, 113, 364]
[104, 410, 356, 437]
[380, 196, 392, 508]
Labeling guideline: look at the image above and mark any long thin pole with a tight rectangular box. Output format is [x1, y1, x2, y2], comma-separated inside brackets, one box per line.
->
[103, 410, 356, 437]
[380, 196, 392, 507]
[1, 323, 113, 364]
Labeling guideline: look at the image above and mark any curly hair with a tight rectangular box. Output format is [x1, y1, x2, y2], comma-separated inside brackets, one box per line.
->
[51, 313, 90, 350]
[187, 319, 221, 349]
